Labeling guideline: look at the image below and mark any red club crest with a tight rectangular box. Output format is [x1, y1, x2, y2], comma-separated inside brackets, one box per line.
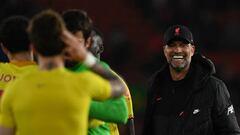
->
[175, 27, 180, 35]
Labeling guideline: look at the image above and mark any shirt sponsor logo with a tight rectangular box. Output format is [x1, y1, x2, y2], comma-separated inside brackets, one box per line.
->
[0, 74, 16, 82]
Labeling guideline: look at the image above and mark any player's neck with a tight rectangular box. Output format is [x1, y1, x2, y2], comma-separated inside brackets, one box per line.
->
[9, 51, 33, 62]
[38, 55, 64, 70]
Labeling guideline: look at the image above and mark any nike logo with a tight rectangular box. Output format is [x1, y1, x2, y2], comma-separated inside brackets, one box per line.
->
[193, 109, 200, 114]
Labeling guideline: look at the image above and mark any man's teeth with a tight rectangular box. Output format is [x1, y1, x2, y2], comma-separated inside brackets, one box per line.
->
[173, 56, 184, 59]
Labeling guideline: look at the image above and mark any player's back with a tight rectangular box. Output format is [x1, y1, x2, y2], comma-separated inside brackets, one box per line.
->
[0, 61, 36, 92]
[1, 68, 111, 135]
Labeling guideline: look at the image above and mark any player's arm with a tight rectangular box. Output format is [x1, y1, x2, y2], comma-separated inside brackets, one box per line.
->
[0, 127, 15, 135]
[126, 95, 135, 135]
[89, 63, 125, 97]
[113, 70, 135, 135]
[62, 30, 125, 97]
[89, 96, 128, 124]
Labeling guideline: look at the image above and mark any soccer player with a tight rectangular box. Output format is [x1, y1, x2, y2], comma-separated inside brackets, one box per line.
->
[0, 16, 36, 112]
[0, 9, 125, 135]
[90, 27, 135, 135]
[89, 27, 104, 59]
[62, 9, 135, 135]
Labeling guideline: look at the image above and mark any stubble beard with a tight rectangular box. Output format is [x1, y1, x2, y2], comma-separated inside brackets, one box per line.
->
[169, 59, 189, 73]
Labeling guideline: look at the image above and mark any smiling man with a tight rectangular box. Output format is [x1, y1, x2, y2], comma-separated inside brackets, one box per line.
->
[142, 25, 240, 135]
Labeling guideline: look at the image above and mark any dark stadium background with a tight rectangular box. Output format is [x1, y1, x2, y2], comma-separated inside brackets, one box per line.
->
[0, 0, 239, 134]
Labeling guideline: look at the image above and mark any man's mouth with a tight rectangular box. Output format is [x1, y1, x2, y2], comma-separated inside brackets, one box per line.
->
[172, 55, 184, 59]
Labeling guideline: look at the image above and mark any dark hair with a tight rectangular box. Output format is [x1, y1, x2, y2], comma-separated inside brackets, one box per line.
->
[62, 9, 93, 40]
[0, 16, 30, 53]
[28, 9, 66, 56]
[91, 27, 104, 40]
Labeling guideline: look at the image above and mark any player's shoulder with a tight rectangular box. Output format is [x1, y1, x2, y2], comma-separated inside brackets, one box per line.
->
[12, 68, 37, 82]
[99, 60, 111, 69]
[73, 70, 101, 79]
[54, 68, 97, 82]
[0, 62, 36, 71]
[21, 64, 37, 70]
[0, 62, 13, 69]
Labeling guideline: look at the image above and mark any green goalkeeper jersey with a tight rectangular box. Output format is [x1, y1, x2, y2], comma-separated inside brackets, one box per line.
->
[68, 61, 128, 135]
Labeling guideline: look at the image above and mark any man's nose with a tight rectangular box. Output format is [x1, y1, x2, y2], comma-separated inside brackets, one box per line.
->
[172, 45, 182, 53]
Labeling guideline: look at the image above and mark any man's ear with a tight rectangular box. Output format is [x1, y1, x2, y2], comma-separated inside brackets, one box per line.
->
[85, 37, 92, 49]
[30, 44, 37, 55]
[163, 45, 167, 57]
[191, 44, 195, 56]
[1, 43, 9, 55]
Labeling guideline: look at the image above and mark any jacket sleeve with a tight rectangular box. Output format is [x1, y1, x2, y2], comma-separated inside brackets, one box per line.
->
[142, 88, 154, 135]
[212, 80, 240, 135]
[142, 73, 158, 135]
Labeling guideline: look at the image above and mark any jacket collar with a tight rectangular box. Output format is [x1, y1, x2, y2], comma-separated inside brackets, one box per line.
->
[153, 53, 216, 92]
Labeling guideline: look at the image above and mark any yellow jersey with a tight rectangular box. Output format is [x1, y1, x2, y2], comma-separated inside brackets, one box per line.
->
[0, 61, 36, 93]
[108, 76, 134, 135]
[0, 68, 111, 135]
[89, 69, 134, 135]
[0, 61, 36, 119]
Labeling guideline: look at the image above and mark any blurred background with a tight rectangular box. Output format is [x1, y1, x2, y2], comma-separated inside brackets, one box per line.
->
[0, 0, 239, 134]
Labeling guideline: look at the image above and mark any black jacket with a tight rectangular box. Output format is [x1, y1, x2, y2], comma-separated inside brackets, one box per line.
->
[142, 54, 240, 135]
